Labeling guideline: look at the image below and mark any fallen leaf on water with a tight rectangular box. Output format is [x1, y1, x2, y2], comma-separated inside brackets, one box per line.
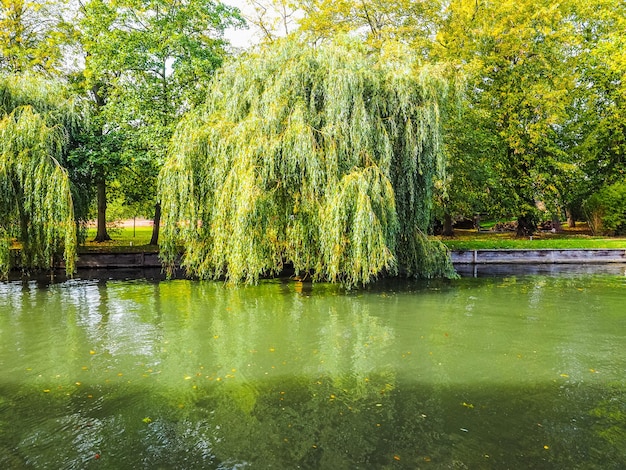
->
[142, 417, 152, 424]
[560, 374, 569, 378]
[462, 402, 474, 409]
[393, 455, 401, 461]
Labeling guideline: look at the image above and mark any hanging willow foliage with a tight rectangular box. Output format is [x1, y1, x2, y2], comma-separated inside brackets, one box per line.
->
[160, 38, 456, 286]
[0, 75, 82, 278]
[0, 75, 85, 136]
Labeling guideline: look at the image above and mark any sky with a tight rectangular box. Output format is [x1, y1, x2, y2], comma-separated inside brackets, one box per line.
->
[223, 0, 259, 49]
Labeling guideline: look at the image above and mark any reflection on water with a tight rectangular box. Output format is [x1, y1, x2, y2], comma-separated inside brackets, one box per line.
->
[0, 274, 625, 469]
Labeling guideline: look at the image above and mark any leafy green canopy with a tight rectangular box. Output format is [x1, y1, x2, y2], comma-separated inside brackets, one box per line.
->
[0, 75, 83, 277]
[160, 38, 456, 286]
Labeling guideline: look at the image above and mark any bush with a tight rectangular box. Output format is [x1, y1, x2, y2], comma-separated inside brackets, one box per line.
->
[584, 181, 626, 235]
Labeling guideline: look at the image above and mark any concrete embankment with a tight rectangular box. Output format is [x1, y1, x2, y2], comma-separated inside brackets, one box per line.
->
[73, 252, 163, 269]
[66, 249, 626, 269]
[451, 249, 626, 265]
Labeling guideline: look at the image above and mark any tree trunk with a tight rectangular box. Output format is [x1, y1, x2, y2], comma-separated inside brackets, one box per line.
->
[149, 202, 161, 246]
[566, 208, 575, 228]
[551, 213, 563, 233]
[516, 214, 536, 237]
[93, 177, 111, 242]
[442, 213, 454, 236]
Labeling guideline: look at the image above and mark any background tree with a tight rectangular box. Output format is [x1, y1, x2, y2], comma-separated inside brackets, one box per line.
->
[297, 0, 443, 53]
[0, 0, 72, 75]
[432, 0, 580, 235]
[160, 38, 455, 287]
[565, 0, 626, 222]
[75, 0, 243, 244]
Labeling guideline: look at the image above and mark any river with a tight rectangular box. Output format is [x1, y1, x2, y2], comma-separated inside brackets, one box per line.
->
[1, 269, 625, 468]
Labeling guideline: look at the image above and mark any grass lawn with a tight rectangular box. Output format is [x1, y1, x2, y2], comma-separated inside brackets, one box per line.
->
[80, 222, 626, 252]
[439, 223, 626, 250]
[80, 226, 159, 253]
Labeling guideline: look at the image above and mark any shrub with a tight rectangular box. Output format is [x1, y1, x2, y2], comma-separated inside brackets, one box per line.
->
[584, 180, 626, 235]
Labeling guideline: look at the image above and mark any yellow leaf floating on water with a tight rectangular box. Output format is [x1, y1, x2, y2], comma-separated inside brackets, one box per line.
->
[560, 374, 569, 378]
[89, 350, 96, 355]
[462, 402, 474, 409]
[142, 417, 152, 424]
[393, 455, 401, 461]
[43, 389, 51, 393]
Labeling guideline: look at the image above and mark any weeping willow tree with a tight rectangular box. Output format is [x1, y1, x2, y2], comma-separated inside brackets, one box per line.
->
[0, 75, 84, 277]
[160, 38, 456, 286]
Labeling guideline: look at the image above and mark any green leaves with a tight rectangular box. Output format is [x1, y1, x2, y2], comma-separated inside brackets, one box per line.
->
[0, 104, 77, 277]
[160, 38, 456, 287]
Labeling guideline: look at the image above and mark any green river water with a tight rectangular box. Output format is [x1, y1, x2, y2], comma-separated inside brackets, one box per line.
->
[0, 269, 625, 469]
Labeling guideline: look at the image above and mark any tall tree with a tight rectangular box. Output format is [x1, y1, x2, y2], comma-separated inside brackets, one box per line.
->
[160, 38, 456, 287]
[432, 0, 580, 235]
[76, 0, 243, 244]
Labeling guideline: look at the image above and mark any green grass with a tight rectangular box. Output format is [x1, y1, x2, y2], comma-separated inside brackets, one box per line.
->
[439, 226, 626, 250]
[77, 222, 626, 253]
[80, 226, 158, 253]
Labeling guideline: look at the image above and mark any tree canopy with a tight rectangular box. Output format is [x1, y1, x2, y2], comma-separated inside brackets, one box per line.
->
[160, 38, 456, 287]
